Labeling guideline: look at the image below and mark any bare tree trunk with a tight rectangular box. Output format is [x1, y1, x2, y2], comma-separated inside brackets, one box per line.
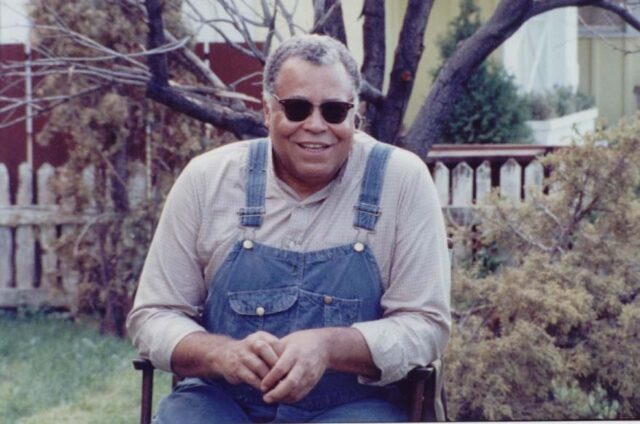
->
[313, 0, 347, 44]
[101, 130, 130, 336]
[405, 0, 530, 157]
[373, 0, 434, 144]
[360, 0, 385, 133]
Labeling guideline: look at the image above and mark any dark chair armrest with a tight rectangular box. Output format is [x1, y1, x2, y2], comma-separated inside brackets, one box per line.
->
[133, 357, 155, 424]
[133, 357, 155, 371]
[401, 361, 447, 422]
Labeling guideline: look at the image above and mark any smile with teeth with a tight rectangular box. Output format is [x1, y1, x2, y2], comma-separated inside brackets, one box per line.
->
[298, 142, 331, 151]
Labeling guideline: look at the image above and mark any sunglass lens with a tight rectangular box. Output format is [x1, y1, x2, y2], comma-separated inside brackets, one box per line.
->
[278, 97, 353, 124]
[321, 102, 351, 124]
[282, 99, 313, 122]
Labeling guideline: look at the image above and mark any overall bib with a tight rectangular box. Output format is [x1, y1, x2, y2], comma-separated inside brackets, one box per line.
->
[155, 139, 407, 423]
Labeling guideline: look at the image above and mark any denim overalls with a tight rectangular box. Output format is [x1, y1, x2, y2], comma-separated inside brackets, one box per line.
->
[155, 139, 407, 423]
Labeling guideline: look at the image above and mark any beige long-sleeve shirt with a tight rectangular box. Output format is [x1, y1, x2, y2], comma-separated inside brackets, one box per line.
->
[126, 131, 451, 386]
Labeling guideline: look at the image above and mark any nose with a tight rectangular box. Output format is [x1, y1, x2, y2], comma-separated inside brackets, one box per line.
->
[302, 106, 328, 133]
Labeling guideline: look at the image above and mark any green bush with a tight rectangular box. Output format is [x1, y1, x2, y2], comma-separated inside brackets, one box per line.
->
[435, 0, 531, 144]
[447, 115, 640, 420]
[525, 86, 596, 120]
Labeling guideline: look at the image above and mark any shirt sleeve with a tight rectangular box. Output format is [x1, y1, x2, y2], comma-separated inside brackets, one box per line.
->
[126, 159, 209, 372]
[352, 149, 451, 386]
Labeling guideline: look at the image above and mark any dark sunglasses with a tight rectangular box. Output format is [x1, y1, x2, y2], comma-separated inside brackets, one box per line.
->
[272, 94, 354, 124]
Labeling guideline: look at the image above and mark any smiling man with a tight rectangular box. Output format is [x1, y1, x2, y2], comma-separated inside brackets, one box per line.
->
[127, 34, 451, 423]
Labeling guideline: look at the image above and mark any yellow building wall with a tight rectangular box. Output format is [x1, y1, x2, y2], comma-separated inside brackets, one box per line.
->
[366, 0, 501, 128]
[578, 37, 640, 126]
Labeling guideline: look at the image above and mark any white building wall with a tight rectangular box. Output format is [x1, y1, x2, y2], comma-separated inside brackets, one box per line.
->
[182, 0, 256, 43]
[503, 7, 579, 94]
[0, 0, 30, 44]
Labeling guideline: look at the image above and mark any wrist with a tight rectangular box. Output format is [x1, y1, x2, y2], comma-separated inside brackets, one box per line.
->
[204, 335, 236, 377]
[319, 327, 354, 371]
[171, 332, 234, 379]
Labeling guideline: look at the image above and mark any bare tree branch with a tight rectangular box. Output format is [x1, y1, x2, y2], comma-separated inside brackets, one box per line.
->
[0, 84, 108, 129]
[359, 80, 384, 105]
[275, 0, 298, 37]
[144, 0, 266, 139]
[375, 0, 435, 144]
[530, 0, 640, 31]
[312, 0, 347, 44]
[493, 204, 556, 254]
[578, 14, 640, 55]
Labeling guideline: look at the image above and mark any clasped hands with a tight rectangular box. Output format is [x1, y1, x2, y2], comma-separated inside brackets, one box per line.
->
[218, 329, 329, 404]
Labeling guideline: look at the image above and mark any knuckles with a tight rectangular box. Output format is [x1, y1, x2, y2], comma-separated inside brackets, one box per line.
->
[224, 331, 327, 402]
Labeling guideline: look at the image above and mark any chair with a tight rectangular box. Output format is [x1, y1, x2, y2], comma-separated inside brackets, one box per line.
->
[133, 238, 452, 422]
[133, 357, 447, 423]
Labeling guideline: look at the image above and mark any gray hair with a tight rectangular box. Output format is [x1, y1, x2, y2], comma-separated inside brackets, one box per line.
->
[262, 34, 361, 105]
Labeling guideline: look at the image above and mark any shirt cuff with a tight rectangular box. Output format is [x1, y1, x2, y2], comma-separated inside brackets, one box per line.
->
[351, 321, 407, 386]
[145, 317, 206, 373]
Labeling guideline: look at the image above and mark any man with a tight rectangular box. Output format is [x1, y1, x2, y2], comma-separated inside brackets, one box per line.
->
[127, 34, 450, 423]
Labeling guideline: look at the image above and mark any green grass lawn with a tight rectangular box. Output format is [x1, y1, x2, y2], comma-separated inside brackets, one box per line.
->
[0, 311, 171, 424]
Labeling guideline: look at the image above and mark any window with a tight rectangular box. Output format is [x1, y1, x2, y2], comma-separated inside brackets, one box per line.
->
[578, 1, 640, 37]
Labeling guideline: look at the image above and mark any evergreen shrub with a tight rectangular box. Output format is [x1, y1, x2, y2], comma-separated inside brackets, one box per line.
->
[435, 0, 531, 144]
[447, 115, 640, 420]
[526, 86, 596, 120]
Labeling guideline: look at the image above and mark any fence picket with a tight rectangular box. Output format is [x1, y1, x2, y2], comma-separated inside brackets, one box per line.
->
[60, 225, 79, 313]
[524, 160, 544, 201]
[452, 162, 473, 206]
[475, 161, 492, 203]
[434, 162, 450, 206]
[16, 163, 35, 289]
[82, 165, 97, 210]
[500, 159, 522, 202]
[128, 161, 147, 208]
[58, 166, 96, 309]
[451, 162, 473, 260]
[37, 163, 57, 290]
[0, 164, 11, 288]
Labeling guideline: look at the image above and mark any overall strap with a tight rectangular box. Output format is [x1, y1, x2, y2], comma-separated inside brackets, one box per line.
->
[238, 139, 268, 228]
[354, 143, 393, 231]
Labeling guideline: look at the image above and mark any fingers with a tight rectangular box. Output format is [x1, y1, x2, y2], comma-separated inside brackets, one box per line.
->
[260, 352, 295, 393]
[263, 362, 312, 404]
[247, 332, 280, 369]
[220, 331, 282, 389]
[222, 330, 327, 404]
[243, 352, 271, 380]
[260, 329, 330, 403]
[235, 366, 262, 389]
[240, 332, 281, 382]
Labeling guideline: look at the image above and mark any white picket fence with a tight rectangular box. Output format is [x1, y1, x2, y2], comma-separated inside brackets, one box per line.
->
[427, 144, 552, 262]
[428, 144, 549, 211]
[0, 161, 148, 310]
[0, 145, 552, 309]
[434, 158, 544, 206]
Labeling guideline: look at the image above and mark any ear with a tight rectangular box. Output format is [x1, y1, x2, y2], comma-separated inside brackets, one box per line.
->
[262, 98, 271, 129]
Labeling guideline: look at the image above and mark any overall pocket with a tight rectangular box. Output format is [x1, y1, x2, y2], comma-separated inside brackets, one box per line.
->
[226, 286, 298, 338]
[298, 289, 362, 329]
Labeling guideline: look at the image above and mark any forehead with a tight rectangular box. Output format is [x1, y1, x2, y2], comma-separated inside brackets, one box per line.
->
[274, 57, 354, 99]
